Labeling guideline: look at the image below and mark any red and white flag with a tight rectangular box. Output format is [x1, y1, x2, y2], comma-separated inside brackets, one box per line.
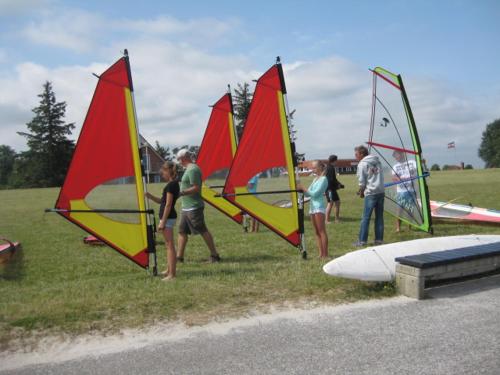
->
[447, 141, 455, 149]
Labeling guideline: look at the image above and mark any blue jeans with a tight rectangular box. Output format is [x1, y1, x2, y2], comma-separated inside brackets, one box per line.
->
[358, 193, 384, 243]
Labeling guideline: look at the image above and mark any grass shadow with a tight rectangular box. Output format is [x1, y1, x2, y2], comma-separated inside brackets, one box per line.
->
[179, 266, 261, 278]
[222, 253, 284, 264]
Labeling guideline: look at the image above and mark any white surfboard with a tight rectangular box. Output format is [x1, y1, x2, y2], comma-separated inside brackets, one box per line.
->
[323, 234, 500, 282]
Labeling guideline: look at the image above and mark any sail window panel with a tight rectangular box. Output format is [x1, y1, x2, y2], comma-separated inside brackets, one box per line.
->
[84, 177, 142, 224]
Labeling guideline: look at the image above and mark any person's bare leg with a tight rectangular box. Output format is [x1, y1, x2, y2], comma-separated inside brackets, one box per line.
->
[395, 218, 401, 233]
[201, 230, 218, 257]
[334, 201, 341, 223]
[314, 213, 328, 258]
[163, 227, 176, 278]
[251, 218, 259, 232]
[311, 214, 322, 256]
[177, 232, 188, 259]
[325, 202, 333, 223]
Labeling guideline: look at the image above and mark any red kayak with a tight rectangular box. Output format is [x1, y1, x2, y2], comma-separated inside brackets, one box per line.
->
[83, 235, 105, 246]
[0, 238, 21, 264]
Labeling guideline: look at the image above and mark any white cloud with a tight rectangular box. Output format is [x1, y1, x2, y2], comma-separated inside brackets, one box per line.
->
[22, 9, 107, 53]
[124, 15, 239, 45]
[20, 9, 241, 54]
[285, 57, 375, 160]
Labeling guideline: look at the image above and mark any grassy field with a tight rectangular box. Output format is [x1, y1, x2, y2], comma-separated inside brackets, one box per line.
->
[1, 169, 500, 349]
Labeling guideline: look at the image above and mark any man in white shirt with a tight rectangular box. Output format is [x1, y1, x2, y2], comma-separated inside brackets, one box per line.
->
[391, 150, 417, 232]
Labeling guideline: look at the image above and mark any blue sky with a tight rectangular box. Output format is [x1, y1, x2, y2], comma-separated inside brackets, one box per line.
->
[1, 0, 499, 167]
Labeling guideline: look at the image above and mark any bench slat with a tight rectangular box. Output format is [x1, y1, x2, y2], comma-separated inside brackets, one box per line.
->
[395, 242, 500, 269]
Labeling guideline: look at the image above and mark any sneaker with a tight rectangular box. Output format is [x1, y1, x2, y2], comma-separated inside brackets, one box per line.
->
[207, 254, 221, 263]
[373, 240, 384, 246]
[352, 241, 367, 248]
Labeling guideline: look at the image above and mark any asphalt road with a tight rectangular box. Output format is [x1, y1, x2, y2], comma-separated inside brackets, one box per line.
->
[3, 275, 500, 375]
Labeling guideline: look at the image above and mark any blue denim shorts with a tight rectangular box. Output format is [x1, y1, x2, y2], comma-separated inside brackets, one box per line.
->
[161, 218, 177, 229]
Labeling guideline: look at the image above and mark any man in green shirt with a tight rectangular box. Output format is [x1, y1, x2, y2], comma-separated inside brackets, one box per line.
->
[176, 149, 220, 262]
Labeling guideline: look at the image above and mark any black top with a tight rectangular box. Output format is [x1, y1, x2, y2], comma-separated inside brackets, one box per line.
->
[325, 164, 339, 191]
[159, 181, 180, 219]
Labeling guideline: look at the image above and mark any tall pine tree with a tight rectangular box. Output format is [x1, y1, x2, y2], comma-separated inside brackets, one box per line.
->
[233, 82, 253, 140]
[154, 140, 172, 161]
[17, 81, 75, 187]
[0, 145, 16, 187]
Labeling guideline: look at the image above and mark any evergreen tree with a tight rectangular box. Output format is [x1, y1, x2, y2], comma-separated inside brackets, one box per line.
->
[233, 82, 253, 140]
[430, 164, 440, 171]
[478, 118, 500, 168]
[0, 145, 16, 187]
[154, 141, 172, 161]
[17, 81, 75, 187]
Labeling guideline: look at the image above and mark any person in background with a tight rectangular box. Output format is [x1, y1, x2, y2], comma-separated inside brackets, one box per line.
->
[324, 154, 343, 224]
[176, 149, 221, 263]
[298, 160, 329, 259]
[146, 161, 180, 281]
[392, 150, 417, 232]
[354, 145, 385, 247]
[247, 174, 260, 232]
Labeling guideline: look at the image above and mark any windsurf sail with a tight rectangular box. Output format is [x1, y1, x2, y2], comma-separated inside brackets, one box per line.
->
[197, 89, 244, 224]
[222, 58, 305, 252]
[47, 51, 157, 272]
[368, 67, 432, 233]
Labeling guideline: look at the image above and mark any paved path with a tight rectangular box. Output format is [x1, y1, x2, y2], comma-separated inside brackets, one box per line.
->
[2, 275, 500, 374]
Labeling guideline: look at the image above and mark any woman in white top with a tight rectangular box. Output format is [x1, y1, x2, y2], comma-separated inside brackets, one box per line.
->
[299, 160, 329, 259]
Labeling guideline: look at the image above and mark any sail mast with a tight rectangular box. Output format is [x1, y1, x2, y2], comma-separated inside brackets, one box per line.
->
[397, 75, 433, 234]
[276, 56, 306, 258]
[123, 49, 157, 275]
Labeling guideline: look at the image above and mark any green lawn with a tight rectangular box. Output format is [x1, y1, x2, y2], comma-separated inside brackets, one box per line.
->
[1, 169, 499, 349]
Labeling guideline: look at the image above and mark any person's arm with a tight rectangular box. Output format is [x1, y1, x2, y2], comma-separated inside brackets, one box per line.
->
[357, 163, 366, 197]
[392, 169, 400, 182]
[180, 184, 200, 196]
[306, 177, 328, 198]
[145, 192, 161, 204]
[158, 192, 173, 230]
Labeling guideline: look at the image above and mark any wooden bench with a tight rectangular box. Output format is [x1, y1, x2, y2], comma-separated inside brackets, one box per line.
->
[395, 243, 500, 299]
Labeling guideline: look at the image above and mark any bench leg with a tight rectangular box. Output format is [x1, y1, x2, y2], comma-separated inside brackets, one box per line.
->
[396, 272, 425, 299]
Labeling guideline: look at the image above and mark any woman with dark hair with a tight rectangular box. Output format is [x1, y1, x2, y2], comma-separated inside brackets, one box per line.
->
[325, 154, 343, 223]
[146, 161, 180, 280]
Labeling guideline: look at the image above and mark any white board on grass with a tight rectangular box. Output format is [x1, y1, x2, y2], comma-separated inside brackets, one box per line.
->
[323, 235, 500, 282]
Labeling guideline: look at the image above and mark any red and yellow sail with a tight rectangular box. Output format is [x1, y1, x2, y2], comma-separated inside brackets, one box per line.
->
[197, 92, 243, 224]
[54, 53, 154, 269]
[223, 62, 301, 246]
